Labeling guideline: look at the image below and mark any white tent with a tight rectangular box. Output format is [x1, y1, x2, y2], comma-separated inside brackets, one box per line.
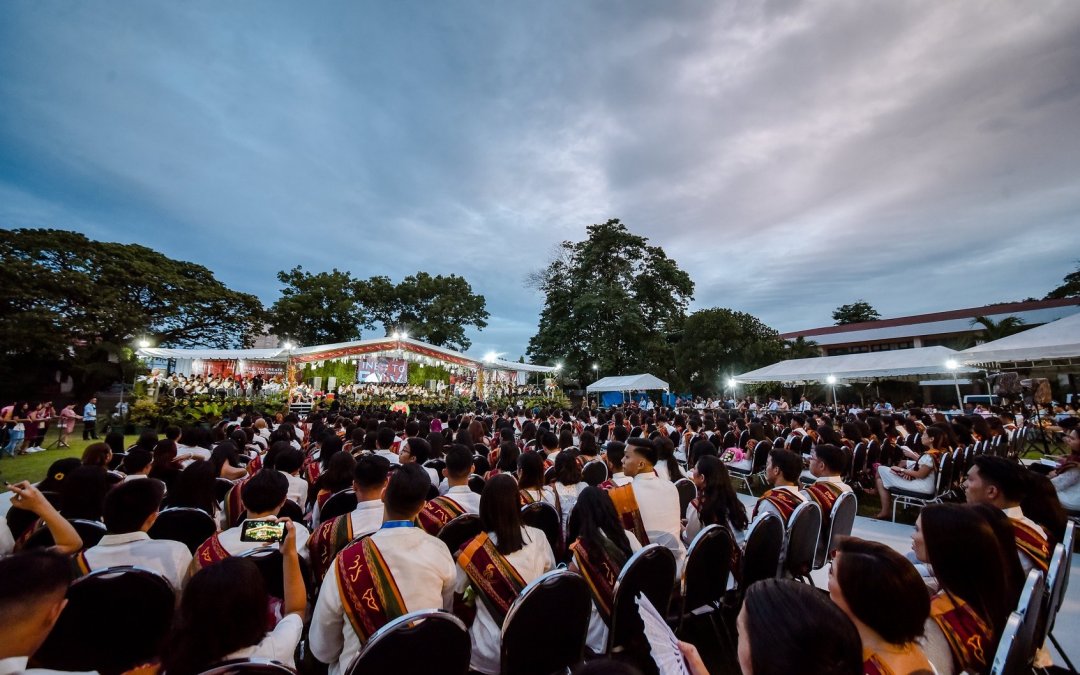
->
[733, 346, 976, 383]
[586, 374, 669, 392]
[960, 312, 1080, 364]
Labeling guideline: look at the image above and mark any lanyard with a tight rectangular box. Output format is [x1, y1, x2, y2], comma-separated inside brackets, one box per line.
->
[381, 520, 415, 530]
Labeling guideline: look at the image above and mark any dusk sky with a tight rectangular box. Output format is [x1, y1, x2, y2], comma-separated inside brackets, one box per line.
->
[2, 2, 1079, 361]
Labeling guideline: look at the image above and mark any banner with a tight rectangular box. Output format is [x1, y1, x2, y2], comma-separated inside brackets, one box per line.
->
[356, 356, 408, 384]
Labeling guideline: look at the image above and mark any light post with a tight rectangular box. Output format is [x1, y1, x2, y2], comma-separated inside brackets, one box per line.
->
[946, 359, 963, 412]
[592, 363, 600, 406]
[826, 375, 837, 415]
[727, 377, 737, 407]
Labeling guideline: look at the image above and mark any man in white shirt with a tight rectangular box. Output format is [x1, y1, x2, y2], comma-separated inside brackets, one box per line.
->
[373, 427, 400, 465]
[752, 449, 808, 526]
[539, 431, 560, 464]
[307, 455, 391, 580]
[603, 441, 632, 486]
[81, 479, 192, 591]
[0, 550, 78, 674]
[620, 437, 685, 567]
[274, 448, 309, 507]
[965, 455, 1051, 574]
[418, 445, 480, 535]
[120, 449, 153, 482]
[399, 437, 439, 486]
[309, 464, 456, 675]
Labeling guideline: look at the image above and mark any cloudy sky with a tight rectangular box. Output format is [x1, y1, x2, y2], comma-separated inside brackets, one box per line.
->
[2, 1, 1079, 360]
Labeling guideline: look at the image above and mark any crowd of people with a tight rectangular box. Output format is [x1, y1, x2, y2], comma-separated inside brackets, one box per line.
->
[0, 398, 1077, 674]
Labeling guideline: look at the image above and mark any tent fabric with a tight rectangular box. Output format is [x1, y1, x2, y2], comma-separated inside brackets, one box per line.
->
[960, 312, 1080, 364]
[137, 347, 285, 361]
[586, 374, 669, 392]
[733, 346, 975, 383]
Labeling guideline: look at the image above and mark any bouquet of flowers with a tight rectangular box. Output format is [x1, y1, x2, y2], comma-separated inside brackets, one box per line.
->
[719, 447, 746, 463]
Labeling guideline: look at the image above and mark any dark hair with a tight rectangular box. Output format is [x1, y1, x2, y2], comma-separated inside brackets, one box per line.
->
[625, 437, 658, 466]
[604, 441, 626, 466]
[517, 451, 545, 490]
[495, 442, 520, 472]
[555, 450, 583, 486]
[812, 444, 845, 474]
[209, 442, 241, 476]
[404, 437, 431, 464]
[263, 440, 292, 472]
[376, 426, 396, 449]
[687, 438, 717, 468]
[967, 503, 1025, 608]
[833, 537, 928, 644]
[104, 431, 125, 456]
[162, 557, 269, 675]
[744, 579, 862, 675]
[104, 478, 166, 533]
[972, 456, 1027, 502]
[0, 550, 72, 621]
[241, 469, 289, 514]
[767, 448, 802, 482]
[695, 456, 749, 531]
[81, 442, 112, 468]
[120, 448, 154, 474]
[480, 474, 524, 555]
[275, 448, 305, 475]
[540, 431, 559, 450]
[169, 460, 219, 516]
[444, 444, 474, 479]
[134, 429, 159, 452]
[320, 434, 344, 471]
[1020, 473, 1067, 546]
[61, 465, 110, 521]
[38, 457, 82, 492]
[354, 454, 391, 490]
[312, 451, 356, 504]
[579, 431, 598, 458]
[571, 486, 633, 560]
[383, 463, 431, 517]
[656, 436, 685, 481]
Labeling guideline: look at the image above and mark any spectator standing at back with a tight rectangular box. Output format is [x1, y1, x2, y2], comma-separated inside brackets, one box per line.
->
[82, 397, 98, 440]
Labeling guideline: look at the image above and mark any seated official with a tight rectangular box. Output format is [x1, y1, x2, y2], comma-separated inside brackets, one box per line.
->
[0, 551, 77, 673]
[309, 463, 456, 675]
[418, 444, 482, 535]
[308, 455, 391, 580]
[683, 455, 748, 547]
[455, 474, 556, 674]
[163, 521, 306, 674]
[275, 448, 309, 508]
[612, 438, 685, 567]
[79, 478, 193, 591]
[964, 455, 1051, 574]
[873, 426, 945, 520]
[193, 469, 311, 571]
[752, 449, 808, 527]
[799, 444, 853, 536]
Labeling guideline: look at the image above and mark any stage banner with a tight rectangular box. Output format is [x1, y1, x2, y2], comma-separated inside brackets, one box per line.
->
[238, 361, 286, 377]
[356, 356, 408, 384]
[191, 359, 236, 378]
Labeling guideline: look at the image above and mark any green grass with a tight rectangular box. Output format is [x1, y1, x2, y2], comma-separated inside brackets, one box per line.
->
[0, 435, 138, 486]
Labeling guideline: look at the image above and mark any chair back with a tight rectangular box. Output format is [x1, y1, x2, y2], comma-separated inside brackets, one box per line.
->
[814, 491, 857, 569]
[33, 566, 175, 675]
[738, 429, 749, 449]
[344, 610, 470, 675]
[582, 460, 609, 486]
[607, 544, 676, 654]
[864, 440, 880, 468]
[24, 518, 108, 550]
[438, 513, 483, 555]
[468, 473, 486, 494]
[722, 431, 736, 448]
[149, 507, 217, 553]
[935, 451, 954, 496]
[749, 441, 770, 474]
[782, 501, 822, 579]
[278, 499, 304, 522]
[1037, 543, 1067, 645]
[543, 466, 556, 485]
[800, 434, 815, 455]
[681, 524, 733, 612]
[739, 512, 783, 589]
[214, 477, 235, 503]
[501, 570, 591, 675]
[521, 501, 561, 556]
[197, 658, 297, 675]
[236, 546, 313, 599]
[320, 488, 358, 522]
[989, 569, 1045, 675]
[845, 443, 866, 482]
[674, 478, 696, 517]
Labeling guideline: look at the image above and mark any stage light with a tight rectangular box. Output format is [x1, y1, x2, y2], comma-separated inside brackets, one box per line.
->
[554, 362, 563, 370]
[945, 359, 958, 370]
[592, 364, 598, 370]
[391, 332, 399, 340]
[137, 339, 150, 349]
[283, 341, 294, 350]
[484, 351, 497, 363]
[826, 375, 836, 384]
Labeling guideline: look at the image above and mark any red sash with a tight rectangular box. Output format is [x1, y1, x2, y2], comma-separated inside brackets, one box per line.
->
[608, 484, 648, 546]
[224, 478, 249, 528]
[416, 496, 468, 536]
[752, 488, 804, 524]
[1011, 519, 1051, 573]
[930, 592, 990, 674]
[193, 533, 231, 570]
[308, 514, 355, 581]
[336, 536, 407, 645]
[803, 481, 844, 519]
[457, 532, 526, 627]
[862, 651, 895, 675]
[249, 454, 263, 474]
[570, 537, 627, 625]
[304, 458, 320, 484]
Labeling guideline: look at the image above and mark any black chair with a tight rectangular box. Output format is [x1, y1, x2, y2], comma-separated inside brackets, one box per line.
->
[679, 525, 733, 627]
[214, 477, 235, 503]
[278, 499, 304, 522]
[607, 544, 676, 665]
[800, 434, 815, 455]
[544, 466, 556, 485]
[33, 566, 175, 675]
[890, 451, 953, 521]
[844, 443, 866, 487]
[582, 460, 609, 486]
[424, 458, 447, 478]
[521, 501, 561, 558]
[344, 609, 470, 675]
[319, 488, 358, 522]
[1041, 520, 1075, 671]
[149, 507, 217, 554]
[738, 512, 783, 590]
[729, 441, 769, 496]
[468, 473, 486, 495]
[24, 518, 108, 551]
[781, 501, 821, 582]
[197, 658, 297, 675]
[722, 431, 736, 448]
[737, 430, 749, 449]
[236, 546, 314, 599]
[438, 513, 483, 555]
[501, 570, 592, 675]
[108, 452, 126, 471]
[813, 491, 857, 570]
[989, 569, 1045, 675]
[674, 478, 696, 518]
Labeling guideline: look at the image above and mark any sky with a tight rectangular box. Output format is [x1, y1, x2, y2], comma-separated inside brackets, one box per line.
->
[2, 1, 1079, 361]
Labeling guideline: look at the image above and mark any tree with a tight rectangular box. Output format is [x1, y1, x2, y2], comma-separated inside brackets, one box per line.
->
[674, 308, 787, 395]
[970, 315, 1026, 342]
[527, 219, 694, 383]
[784, 336, 820, 359]
[832, 300, 881, 325]
[1045, 261, 1080, 299]
[269, 267, 373, 346]
[361, 272, 489, 351]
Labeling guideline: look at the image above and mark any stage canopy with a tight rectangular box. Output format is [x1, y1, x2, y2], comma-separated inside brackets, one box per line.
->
[960, 312, 1080, 365]
[587, 374, 670, 393]
[732, 346, 977, 383]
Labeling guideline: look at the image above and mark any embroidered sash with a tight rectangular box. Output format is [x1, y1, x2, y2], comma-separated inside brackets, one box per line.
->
[752, 488, 804, 524]
[308, 514, 355, 581]
[570, 536, 627, 625]
[1011, 519, 1051, 573]
[193, 533, 231, 571]
[337, 536, 407, 645]
[224, 478, 249, 528]
[417, 496, 468, 536]
[519, 489, 539, 506]
[862, 649, 897, 675]
[457, 532, 526, 627]
[803, 481, 844, 522]
[608, 484, 649, 546]
[930, 592, 990, 674]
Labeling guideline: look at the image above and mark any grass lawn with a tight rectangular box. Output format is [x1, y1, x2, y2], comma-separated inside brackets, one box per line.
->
[0, 435, 138, 486]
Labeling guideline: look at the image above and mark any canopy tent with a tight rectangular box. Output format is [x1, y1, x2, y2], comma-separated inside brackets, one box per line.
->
[137, 347, 285, 361]
[586, 374, 670, 393]
[960, 312, 1080, 365]
[732, 346, 977, 383]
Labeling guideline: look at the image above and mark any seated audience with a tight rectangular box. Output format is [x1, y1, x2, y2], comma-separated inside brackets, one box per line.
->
[611, 438, 685, 567]
[0, 550, 75, 671]
[275, 448, 309, 507]
[418, 444, 480, 535]
[683, 455, 748, 547]
[308, 454, 391, 579]
[873, 426, 945, 519]
[552, 450, 588, 536]
[964, 455, 1051, 573]
[752, 448, 808, 526]
[1, 481, 83, 557]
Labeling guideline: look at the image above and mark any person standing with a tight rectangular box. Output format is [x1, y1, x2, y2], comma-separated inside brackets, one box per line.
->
[58, 403, 79, 448]
[82, 397, 98, 441]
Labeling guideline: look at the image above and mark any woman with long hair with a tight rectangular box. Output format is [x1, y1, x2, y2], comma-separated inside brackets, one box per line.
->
[167, 460, 219, 520]
[567, 486, 640, 654]
[81, 442, 113, 469]
[456, 474, 556, 674]
[210, 441, 247, 481]
[516, 451, 559, 510]
[487, 441, 519, 480]
[872, 425, 946, 520]
[683, 455, 749, 546]
[654, 436, 685, 482]
[551, 450, 587, 536]
[912, 504, 1014, 675]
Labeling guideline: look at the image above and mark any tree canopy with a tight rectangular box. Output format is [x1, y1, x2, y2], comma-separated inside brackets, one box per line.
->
[832, 300, 881, 325]
[674, 308, 788, 395]
[1045, 261, 1080, 299]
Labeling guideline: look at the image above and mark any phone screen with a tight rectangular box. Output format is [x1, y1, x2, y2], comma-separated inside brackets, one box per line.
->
[240, 519, 286, 543]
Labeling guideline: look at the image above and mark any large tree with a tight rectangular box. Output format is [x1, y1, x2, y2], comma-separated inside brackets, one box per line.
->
[269, 267, 372, 346]
[527, 219, 694, 383]
[832, 300, 881, 325]
[1045, 261, 1080, 299]
[674, 308, 787, 395]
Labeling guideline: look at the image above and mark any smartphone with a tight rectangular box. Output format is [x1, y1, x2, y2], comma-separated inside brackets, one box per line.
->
[240, 519, 286, 543]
